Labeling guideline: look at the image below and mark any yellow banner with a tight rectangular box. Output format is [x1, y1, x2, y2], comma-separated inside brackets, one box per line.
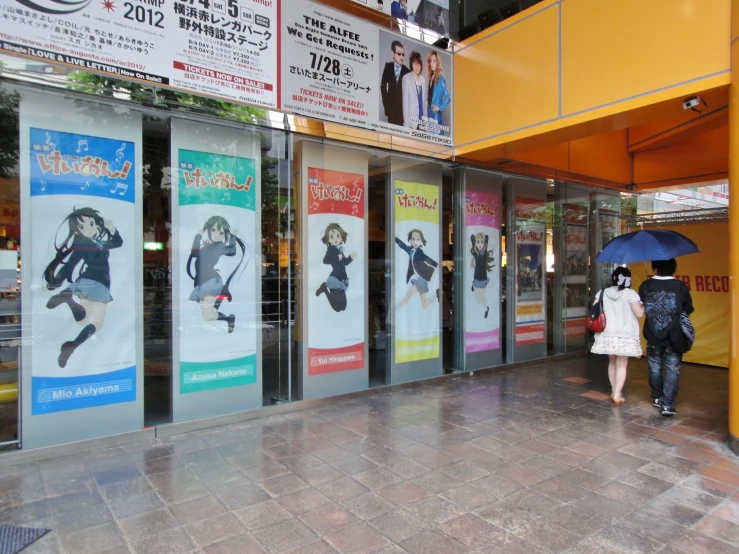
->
[631, 222, 728, 367]
[395, 181, 439, 224]
[395, 336, 440, 364]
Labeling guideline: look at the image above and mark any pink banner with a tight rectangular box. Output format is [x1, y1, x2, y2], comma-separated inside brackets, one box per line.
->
[465, 191, 500, 228]
[465, 190, 501, 355]
[465, 329, 500, 353]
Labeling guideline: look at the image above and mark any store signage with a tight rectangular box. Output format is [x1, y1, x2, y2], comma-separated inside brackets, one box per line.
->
[0, 0, 454, 147]
[0, 0, 278, 107]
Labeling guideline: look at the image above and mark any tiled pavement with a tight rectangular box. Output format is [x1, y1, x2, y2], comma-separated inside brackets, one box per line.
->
[2, 356, 737, 554]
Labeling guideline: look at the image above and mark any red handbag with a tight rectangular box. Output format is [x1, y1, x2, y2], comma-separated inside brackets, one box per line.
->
[586, 288, 607, 333]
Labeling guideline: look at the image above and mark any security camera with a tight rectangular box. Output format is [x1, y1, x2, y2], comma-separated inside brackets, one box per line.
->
[683, 96, 706, 112]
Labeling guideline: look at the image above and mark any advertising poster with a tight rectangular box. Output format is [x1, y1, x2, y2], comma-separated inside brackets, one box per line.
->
[306, 168, 365, 375]
[176, 149, 259, 394]
[464, 191, 500, 354]
[28, 128, 137, 414]
[631, 222, 728, 368]
[280, 0, 453, 146]
[514, 198, 546, 346]
[393, 181, 440, 363]
[564, 226, 587, 282]
[564, 222, 588, 338]
[352, 0, 450, 37]
[0, 0, 277, 108]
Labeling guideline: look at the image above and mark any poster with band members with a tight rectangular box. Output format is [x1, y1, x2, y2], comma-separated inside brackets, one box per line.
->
[0, 0, 277, 108]
[351, 0, 450, 38]
[306, 168, 365, 375]
[394, 181, 440, 363]
[27, 128, 138, 414]
[514, 198, 546, 346]
[280, 0, 453, 147]
[464, 191, 500, 354]
[175, 149, 259, 394]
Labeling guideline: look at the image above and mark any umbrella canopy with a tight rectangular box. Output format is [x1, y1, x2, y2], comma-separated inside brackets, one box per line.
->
[595, 229, 699, 264]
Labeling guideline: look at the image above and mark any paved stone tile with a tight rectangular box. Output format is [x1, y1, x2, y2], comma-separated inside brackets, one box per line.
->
[107, 490, 164, 520]
[438, 514, 503, 548]
[117, 507, 180, 542]
[324, 522, 392, 554]
[233, 499, 294, 531]
[367, 509, 429, 543]
[202, 533, 267, 554]
[251, 517, 319, 553]
[129, 527, 196, 554]
[299, 504, 358, 535]
[400, 529, 469, 554]
[278, 487, 334, 515]
[58, 522, 127, 554]
[404, 495, 466, 525]
[340, 492, 396, 520]
[512, 518, 581, 554]
[317, 477, 369, 503]
[184, 512, 246, 547]
[376, 481, 429, 506]
[170, 494, 226, 525]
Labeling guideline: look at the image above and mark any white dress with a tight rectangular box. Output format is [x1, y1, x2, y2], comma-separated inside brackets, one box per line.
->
[591, 286, 643, 358]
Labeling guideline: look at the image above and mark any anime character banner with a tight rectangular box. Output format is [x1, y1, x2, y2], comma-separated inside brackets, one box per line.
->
[464, 191, 500, 354]
[306, 168, 365, 375]
[28, 128, 137, 414]
[394, 181, 440, 363]
[514, 198, 546, 346]
[176, 149, 258, 394]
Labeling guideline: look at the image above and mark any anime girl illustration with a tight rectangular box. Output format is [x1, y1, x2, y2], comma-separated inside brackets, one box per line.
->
[395, 229, 438, 309]
[43, 207, 122, 368]
[187, 216, 247, 333]
[470, 232, 495, 319]
[315, 223, 357, 313]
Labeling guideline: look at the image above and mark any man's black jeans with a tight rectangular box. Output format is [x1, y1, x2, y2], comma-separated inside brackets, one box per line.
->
[647, 344, 682, 409]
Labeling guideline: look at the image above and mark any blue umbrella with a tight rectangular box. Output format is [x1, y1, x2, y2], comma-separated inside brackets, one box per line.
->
[595, 229, 699, 264]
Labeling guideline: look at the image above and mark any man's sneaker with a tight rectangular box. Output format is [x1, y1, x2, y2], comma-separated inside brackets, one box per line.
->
[661, 406, 677, 417]
[652, 398, 662, 409]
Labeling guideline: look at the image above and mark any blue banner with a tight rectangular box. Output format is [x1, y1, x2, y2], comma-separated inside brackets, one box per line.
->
[29, 128, 135, 204]
[32, 366, 136, 415]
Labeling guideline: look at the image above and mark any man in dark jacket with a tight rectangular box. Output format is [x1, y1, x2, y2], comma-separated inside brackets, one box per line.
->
[638, 258, 694, 417]
[380, 40, 410, 126]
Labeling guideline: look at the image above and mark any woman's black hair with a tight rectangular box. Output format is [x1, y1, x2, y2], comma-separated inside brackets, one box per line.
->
[187, 216, 249, 293]
[470, 232, 494, 272]
[42, 207, 111, 289]
[611, 266, 632, 290]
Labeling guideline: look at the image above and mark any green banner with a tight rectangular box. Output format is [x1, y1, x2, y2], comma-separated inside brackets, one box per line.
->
[178, 149, 256, 210]
[180, 354, 257, 394]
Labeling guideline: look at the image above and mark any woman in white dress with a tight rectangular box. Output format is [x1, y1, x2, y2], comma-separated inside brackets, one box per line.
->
[590, 267, 644, 405]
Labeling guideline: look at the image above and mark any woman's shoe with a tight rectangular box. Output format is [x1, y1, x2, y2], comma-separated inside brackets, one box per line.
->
[612, 396, 625, 406]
